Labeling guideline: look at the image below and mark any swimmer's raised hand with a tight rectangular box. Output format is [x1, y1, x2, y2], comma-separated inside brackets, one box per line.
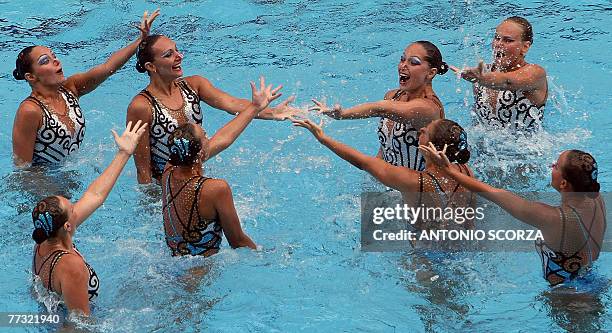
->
[264, 96, 305, 121]
[450, 61, 485, 83]
[136, 9, 160, 40]
[419, 142, 452, 169]
[112, 120, 148, 155]
[250, 76, 283, 111]
[309, 99, 342, 119]
[292, 118, 325, 141]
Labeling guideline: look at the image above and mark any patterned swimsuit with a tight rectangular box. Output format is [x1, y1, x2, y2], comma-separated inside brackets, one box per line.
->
[377, 90, 442, 171]
[535, 201, 606, 286]
[28, 86, 86, 165]
[139, 80, 203, 179]
[162, 168, 223, 257]
[33, 244, 99, 301]
[472, 65, 545, 133]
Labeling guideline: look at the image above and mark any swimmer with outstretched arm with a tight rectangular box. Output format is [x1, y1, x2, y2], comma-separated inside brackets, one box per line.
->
[451, 16, 547, 133]
[31, 120, 147, 316]
[311, 41, 449, 171]
[161, 77, 282, 256]
[420, 143, 605, 285]
[293, 117, 476, 230]
[12, 10, 159, 166]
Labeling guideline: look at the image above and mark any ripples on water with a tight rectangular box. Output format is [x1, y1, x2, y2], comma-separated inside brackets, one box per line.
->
[0, 1, 610, 331]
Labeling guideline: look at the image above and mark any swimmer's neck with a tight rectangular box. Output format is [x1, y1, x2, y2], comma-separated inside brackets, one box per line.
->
[493, 59, 527, 72]
[399, 84, 434, 100]
[172, 163, 204, 178]
[560, 191, 590, 207]
[42, 234, 73, 252]
[148, 75, 179, 97]
[31, 83, 63, 101]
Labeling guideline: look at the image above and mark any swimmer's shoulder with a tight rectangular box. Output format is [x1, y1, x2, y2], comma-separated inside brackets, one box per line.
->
[127, 94, 153, 121]
[183, 75, 213, 92]
[199, 178, 231, 201]
[198, 178, 231, 216]
[15, 98, 44, 126]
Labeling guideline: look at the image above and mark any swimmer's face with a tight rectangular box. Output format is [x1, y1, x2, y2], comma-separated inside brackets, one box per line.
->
[146, 36, 184, 78]
[57, 196, 76, 237]
[551, 151, 569, 192]
[398, 43, 437, 91]
[25, 46, 65, 85]
[492, 20, 531, 69]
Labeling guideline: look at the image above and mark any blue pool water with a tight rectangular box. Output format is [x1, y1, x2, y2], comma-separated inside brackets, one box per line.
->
[1, 1, 611, 332]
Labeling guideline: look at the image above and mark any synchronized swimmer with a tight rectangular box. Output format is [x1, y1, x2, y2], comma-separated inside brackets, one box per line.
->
[10, 10, 605, 317]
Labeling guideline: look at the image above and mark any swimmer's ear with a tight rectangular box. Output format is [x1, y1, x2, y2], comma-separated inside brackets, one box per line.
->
[559, 179, 569, 191]
[24, 72, 35, 82]
[521, 40, 531, 56]
[144, 62, 156, 73]
[427, 67, 438, 80]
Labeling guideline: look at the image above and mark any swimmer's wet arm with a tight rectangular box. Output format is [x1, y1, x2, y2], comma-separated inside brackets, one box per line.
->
[211, 180, 257, 249]
[73, 121, 147, 227]
[474, 64, 546, 92]
[317, 134, 418, 192]
[65, 10, 159, 96]
[335, 100, 440, 126]
[127, 96, 154, 184]
[64, 38, 144, 97]
[12, 101, 42, 166]
[188, 76, 288, 120]
[206, 104, 260, 160]
[441, 167, 558, 230]
[57, 254, 91, 316]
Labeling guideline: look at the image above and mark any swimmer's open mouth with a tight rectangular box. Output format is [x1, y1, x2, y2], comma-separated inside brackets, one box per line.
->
[56, 68, 63, 75]
[172, 64, 182, 71]
[399, 74, 410, 84]
[495, 51, 505, 59]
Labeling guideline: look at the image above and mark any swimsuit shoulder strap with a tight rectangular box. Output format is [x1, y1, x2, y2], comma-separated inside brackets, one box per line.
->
[192, 176, 212, 221]
[139, 89, 161, 110]
[558, 206, 568, 251]
[25, 95, 50, 116]
[568, 203, 603, 255]
[46, 250, 70, 292]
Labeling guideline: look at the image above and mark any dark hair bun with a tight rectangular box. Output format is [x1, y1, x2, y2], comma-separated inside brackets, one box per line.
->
[32, 228, 48, 244]
[438, 62, 449, 75]
[13, 68, 24, 80]
[586, 182, 601, 198]
[135, 61, 146, 73]
[453, 149, 470, 164]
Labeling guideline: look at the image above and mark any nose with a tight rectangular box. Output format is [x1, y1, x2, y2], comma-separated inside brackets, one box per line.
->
[176, 52, 184, 61]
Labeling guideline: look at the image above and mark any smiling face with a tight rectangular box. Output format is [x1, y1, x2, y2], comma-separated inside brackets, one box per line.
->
[145, 36, 184, 79]
[492, 20, 531, 69]
[397, 43, 437, 92]
[25, 46, 65, 85]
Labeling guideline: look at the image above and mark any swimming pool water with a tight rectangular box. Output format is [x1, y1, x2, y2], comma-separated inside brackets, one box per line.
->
[1, 1, 611, 332]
